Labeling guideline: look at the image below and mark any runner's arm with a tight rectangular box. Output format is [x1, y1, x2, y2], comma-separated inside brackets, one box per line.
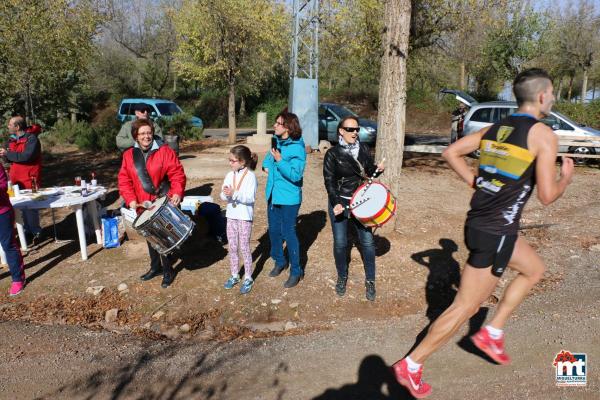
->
[441, 128, 488, 187]
[530, 124, 573, 205]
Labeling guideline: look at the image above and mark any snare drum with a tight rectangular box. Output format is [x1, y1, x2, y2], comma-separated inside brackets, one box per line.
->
[133, 196, 195, 254]
[349, 182, 396, 228]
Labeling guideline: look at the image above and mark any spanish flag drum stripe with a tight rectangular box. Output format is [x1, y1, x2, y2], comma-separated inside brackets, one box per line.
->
[359, 196, 396, 227]
[479, 139, 535, 180]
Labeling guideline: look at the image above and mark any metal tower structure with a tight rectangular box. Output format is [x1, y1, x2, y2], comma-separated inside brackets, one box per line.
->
[289, 0, 319, 150]
[290, 0, 319, 80]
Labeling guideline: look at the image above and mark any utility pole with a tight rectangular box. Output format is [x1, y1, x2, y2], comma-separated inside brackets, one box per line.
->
[289, 0, 319, 150]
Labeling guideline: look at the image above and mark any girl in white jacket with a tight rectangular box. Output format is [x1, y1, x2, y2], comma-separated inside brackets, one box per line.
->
[220, 145, 258, 294]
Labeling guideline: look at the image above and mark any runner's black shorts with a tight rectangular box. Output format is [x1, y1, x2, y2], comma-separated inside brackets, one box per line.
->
[464, 226, 518, 277]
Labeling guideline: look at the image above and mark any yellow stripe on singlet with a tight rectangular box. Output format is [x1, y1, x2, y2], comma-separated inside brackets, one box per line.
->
[479, 140, 534, 180]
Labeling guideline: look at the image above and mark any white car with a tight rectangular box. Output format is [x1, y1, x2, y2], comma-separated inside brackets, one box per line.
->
[441, 89, 600, 164]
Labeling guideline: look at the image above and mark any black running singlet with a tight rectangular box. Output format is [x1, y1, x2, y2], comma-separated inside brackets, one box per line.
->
[466, 114, 538, 235]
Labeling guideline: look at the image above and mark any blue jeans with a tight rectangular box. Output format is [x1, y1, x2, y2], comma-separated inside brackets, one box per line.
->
[0, 210, 25, 282]
[328, 203, 376, 281]
[267, 202, 302, 276]
[22, 209, 42, 235]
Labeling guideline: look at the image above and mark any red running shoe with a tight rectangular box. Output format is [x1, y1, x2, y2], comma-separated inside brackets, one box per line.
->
[471, 327, 511, 365]
[391, 358, 432, 399]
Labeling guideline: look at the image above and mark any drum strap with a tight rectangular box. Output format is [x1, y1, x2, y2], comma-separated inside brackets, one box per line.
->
[132, 147, 171, 196]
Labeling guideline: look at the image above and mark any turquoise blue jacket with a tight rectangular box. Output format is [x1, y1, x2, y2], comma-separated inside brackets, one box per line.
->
[262, 136, 306, 205]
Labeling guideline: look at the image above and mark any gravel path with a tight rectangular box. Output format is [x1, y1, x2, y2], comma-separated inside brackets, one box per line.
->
[1, 244, 598, 399]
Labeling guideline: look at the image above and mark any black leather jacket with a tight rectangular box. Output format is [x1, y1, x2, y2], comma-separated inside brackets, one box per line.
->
[323, 143, 381, 207]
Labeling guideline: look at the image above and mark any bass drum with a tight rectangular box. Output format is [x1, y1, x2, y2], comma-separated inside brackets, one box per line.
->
[349, 182, 396, 228]
[133, 196, 195, 254]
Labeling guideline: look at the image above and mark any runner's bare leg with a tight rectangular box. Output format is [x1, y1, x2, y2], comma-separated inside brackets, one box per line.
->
[487, 236, 545, 330]
[409, 265, 499, 363]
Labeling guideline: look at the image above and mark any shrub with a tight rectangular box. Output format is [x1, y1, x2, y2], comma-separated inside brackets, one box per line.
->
[157, 112, 204, 140]
[237, 97, 288, 127]
[193, 90, 228, 128]
[554, 100, 600, 130]
[40, 116, 119, 153]
[43, 120, 92, 147]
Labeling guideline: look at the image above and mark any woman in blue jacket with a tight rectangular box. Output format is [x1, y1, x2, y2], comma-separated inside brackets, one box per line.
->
[262, 112, 306, 288]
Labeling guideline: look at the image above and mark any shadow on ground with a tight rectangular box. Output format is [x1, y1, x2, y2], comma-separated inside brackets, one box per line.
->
[312, 354, 413, 400]
[36, 343, 276, 400]
[404, 238, 497, 364]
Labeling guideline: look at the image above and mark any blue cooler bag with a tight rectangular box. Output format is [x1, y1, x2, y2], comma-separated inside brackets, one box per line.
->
[102, 216, 121, 248]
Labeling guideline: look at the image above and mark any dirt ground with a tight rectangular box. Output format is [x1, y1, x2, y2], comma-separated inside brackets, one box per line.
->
[1, 136, 599, 399]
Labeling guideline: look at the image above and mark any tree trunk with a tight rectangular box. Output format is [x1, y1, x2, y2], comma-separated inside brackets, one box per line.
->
[567, 75, 574, 101]
[228, 82, 237, 144]
[173, 74, 177, 95]
[459, 62, 466, 90]
[375, 0, 411, 232]
[556, 76, 563, 101]
[581, 68, 588, 104]
[239, 96, 246, 118]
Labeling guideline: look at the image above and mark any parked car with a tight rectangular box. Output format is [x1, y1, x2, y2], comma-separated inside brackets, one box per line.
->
[117, 98, 203, 129]
[441, 89, 600, 163]
[318, 103, 377, 145]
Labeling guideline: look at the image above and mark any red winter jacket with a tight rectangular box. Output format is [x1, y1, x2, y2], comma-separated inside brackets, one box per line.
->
[6, 132, 42, 189]
[118, 142, 186, 206]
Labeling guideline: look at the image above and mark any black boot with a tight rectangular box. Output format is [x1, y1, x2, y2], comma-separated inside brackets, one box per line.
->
[161, 255, 174, 288]
[144, 243, 163, 281]
[161, 271, 174, 288]
[335, 275, 347, 296]
[365, 280, 376, 301]
[140, 267, 161, 281]
[284, 273, 303, 288]
[269, 262, 288, 277]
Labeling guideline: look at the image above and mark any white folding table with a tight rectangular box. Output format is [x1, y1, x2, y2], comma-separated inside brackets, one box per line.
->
[5, 186, 107, 261]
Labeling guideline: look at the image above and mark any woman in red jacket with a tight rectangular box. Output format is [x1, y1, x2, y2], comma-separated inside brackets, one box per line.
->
[118, 119, 186, 288]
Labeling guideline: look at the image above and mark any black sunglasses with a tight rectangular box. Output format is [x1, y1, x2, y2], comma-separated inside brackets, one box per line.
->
[342, 127, 360, 133]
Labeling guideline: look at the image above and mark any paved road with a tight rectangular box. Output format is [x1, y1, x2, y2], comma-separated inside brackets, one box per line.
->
[205, 128, 450, 147]
[203, 128, 257, 139]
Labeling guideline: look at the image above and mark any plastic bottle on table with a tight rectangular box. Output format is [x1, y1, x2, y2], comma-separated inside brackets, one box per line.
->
[7, 180, 14, 197]
[31, 175, 38, 193]
[91, 171, 97, 188]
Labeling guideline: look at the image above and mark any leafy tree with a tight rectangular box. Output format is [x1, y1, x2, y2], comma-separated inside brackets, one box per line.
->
[173, 0, 288, 143]
[0, 0, 104, 122]
[554, 0, 600, 103]
[103, 0, 179, 97]
[471, 1, 544, 98]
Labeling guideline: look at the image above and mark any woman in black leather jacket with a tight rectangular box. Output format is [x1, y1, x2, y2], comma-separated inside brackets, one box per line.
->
[323, 116, 384, 301]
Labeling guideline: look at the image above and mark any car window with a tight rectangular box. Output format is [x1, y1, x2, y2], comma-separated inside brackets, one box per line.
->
[540, 115, 558, 129]
[119, 103, 134, 116]
[470, 108, 493, 123]
[328, 104, 357, 119]
[318, 106, 328, 118]
[540, 115, 574, 131]
[155, 103, 180, 116]
[493, 108, 513, 122]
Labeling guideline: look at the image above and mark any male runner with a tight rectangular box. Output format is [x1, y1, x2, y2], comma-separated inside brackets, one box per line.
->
[391, 68, 574, 398]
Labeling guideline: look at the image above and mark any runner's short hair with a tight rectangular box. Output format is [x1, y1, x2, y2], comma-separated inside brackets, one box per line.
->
[513, 68, 552, 106]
